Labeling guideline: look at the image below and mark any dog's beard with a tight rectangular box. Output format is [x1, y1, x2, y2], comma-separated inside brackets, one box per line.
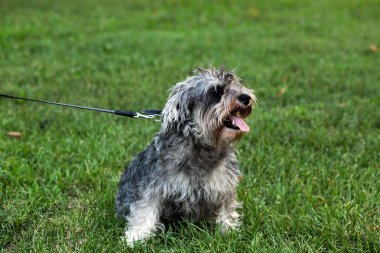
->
[195, 97, 253, 147]
[217, 104, 252, 146]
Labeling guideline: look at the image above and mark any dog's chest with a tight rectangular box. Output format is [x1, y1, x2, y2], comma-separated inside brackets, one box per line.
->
[202, 163, 238, 195]
[162, 162, 238, 220]
[166, 160, 238, 202]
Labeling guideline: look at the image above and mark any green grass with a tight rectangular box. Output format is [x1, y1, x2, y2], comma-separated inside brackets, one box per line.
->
[1, 0, 379, 252]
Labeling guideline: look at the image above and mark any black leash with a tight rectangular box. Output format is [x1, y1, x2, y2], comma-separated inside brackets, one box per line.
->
[0, 93, 162, 120]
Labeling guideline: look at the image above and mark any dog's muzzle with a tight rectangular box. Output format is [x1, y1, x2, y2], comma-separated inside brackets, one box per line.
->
[223, 94, 252, 132]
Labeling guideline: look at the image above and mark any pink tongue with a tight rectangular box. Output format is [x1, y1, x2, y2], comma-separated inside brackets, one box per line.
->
[230, 115, 250, 132]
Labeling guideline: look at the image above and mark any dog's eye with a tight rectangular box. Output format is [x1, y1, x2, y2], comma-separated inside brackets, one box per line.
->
[211, 86, 224, 96]
[208, 86, 224, 104]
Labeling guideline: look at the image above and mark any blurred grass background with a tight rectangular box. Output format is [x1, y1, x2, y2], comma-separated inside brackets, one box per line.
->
[0, 0, 379, 252]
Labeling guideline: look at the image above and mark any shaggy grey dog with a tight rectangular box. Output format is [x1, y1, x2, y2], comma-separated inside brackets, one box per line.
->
[116, 67, 255, 245]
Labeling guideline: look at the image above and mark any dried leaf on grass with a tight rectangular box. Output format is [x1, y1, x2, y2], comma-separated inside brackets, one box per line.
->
[247, 6, 260, 18]
[7, 131, 22, 139]
[369, 44, 378, 53]
[276, 87, 288, 97]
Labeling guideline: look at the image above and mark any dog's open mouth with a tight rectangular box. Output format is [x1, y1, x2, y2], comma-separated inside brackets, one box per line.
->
[223, 111, 250, 132]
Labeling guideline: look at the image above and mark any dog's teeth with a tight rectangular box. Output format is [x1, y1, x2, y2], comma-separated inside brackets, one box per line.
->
[232, 120, 235, 126]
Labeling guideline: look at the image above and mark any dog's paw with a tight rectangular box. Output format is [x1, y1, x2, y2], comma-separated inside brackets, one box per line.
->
[121, 229, 150, 247]
[216, 210, 241, 232]
[217, 220, 241, 233]
[120, 234, 143, 247]
[120, 235, 135, 247]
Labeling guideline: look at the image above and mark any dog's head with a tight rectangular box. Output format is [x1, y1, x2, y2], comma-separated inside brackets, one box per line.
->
[161, 67, 256, 147]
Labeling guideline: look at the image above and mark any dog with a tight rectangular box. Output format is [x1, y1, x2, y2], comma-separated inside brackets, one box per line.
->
[116, 67, 256, 245]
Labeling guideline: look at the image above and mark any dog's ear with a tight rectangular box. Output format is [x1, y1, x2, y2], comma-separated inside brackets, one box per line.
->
[224, 73, 234, 84]
[161, 83, 193, 136]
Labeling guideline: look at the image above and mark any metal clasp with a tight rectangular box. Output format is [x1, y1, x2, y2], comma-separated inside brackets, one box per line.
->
[134, 112, 162, 121]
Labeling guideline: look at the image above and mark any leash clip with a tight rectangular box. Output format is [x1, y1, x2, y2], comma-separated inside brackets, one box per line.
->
[134, 112, 155, 119]
[135, 110, 162, 121]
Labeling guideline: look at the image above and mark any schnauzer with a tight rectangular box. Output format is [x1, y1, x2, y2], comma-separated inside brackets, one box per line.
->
[116, 67, 255, 245]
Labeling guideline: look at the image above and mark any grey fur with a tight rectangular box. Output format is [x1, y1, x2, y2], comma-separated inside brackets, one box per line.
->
[116, 67, 256, 245]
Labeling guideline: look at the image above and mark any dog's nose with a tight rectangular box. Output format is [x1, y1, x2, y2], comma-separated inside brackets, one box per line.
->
[238, 94, 251, 106]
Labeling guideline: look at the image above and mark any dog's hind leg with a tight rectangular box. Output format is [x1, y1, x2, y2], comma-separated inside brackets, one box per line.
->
[122, 198, 162, 246]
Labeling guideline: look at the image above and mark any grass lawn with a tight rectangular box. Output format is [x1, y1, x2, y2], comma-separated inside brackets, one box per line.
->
[1, 0, 379, 252]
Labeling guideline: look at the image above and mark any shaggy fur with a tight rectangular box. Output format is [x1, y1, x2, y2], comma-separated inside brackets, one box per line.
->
[116, 67, 256, 245]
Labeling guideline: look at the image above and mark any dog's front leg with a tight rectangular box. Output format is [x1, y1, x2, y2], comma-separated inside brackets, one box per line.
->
[122, 198, 162, 246]
[215, 197, 241, 232]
